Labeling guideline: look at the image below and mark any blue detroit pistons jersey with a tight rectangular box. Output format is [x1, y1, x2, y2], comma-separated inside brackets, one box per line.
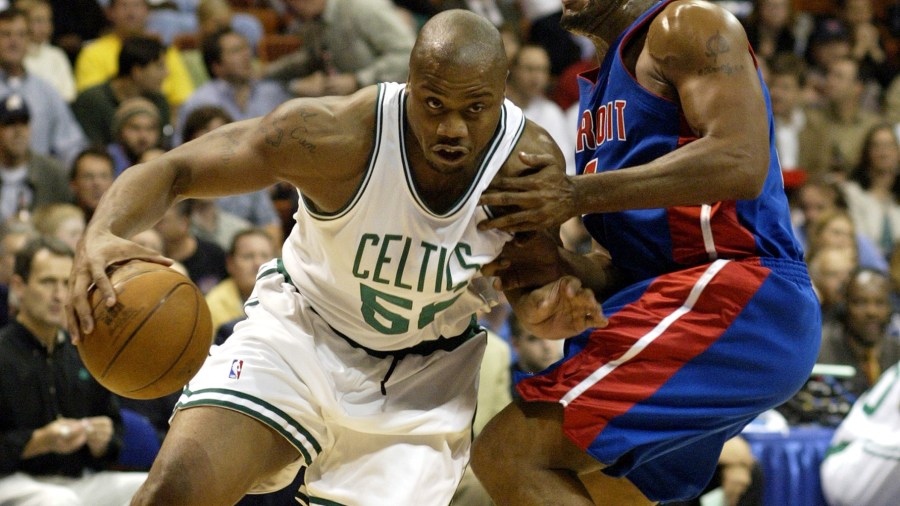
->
[573, 0, 803, 281]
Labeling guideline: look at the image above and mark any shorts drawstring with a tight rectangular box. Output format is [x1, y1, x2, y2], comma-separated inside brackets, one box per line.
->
[380, 356, 401, 395]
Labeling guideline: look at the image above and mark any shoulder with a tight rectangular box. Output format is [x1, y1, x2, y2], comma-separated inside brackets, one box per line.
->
[646, 0, 749, 65]
[499, 119, 564, 178]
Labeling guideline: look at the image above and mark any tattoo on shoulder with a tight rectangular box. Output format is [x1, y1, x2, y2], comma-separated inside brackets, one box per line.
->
[290, 109, 318, 153]
[698, 31, 743, 76]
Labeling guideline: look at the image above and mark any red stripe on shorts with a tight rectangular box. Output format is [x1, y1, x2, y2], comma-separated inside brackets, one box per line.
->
[517, 259, 769, 449]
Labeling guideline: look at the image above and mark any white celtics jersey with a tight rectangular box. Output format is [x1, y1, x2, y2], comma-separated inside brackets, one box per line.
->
[282, 82, 525, 351]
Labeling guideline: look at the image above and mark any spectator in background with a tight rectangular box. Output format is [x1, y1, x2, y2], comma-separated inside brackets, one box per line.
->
[154, 199, 227, 294]
[806, 56, 883, 178]
[205, 228, 274, 336]
[793, 178, 888, 271]
[0, 236, 147, 504]
[182, 105, 284, 244]
[173, 27, 288, 146]
[838, 0, 895, 90]
[266, 0, 415, 97]
[0, 219, 32, 326]
[518, 0, 583, 77]
[508, 311, 563, 401]
[47, 0, 107, 65]
[506, 44, 574, 175]
[107, 96, 161, 175]
[0, 7, 86, 167]
[72, 35, 171, 149]
[179, 0, 244, 88]
[0, 94, 72, 225]
[818, 268, 900, 397]
[807, 245, 858, 321]
[140, 0, 264, 52]
[17, 0, 75, 102]
[820, 361, 900, 506]
[804, 17, 853, 107]
[741, 0, 800, 61]
[841, 124, 900, 258]
[32, 203, 84, 251]
[75, 0, 195, 109]
[69, 147, 115, 224]
[767, 52, 826, 175]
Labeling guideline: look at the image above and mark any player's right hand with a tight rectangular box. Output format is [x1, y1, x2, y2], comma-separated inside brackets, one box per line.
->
[513, 275, 607, 340]
[66, 230, 172, 344]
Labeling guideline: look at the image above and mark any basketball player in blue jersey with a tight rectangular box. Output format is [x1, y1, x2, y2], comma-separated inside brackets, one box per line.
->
[63, 10, 600, 506]
[473, 0, 822, 505]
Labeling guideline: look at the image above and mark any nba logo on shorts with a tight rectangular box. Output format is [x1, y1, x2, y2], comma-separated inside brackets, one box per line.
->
[229, 359, 243, 379]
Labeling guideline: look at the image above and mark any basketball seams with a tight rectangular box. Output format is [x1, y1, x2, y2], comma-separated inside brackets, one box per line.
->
[126, 282, 207, 395]
[100, 281, 194, 379]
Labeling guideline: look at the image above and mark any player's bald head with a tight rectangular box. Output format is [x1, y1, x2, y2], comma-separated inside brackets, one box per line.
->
[409, 10, 507, 84]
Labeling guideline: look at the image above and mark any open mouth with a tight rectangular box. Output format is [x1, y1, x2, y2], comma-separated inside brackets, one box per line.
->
[433, 146, 467, 163]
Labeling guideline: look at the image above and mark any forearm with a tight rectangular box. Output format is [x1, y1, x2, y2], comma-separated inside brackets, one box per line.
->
[87, 161, 181, 239]
[572, 135, 766, 216]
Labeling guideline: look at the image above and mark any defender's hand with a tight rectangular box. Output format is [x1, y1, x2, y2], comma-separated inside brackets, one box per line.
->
[515, 276, 606, 340]
[479, 152, 578, 233]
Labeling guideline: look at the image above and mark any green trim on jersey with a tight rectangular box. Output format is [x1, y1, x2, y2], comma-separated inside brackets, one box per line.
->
[398, 94, 515, 218]
[177, 387, 322, 464]
[301, 83, 385, 221]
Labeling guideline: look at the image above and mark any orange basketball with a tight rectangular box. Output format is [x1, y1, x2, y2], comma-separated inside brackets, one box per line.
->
[78, 260, 213, 400]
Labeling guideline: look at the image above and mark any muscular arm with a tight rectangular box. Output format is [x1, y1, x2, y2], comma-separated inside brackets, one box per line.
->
[68, 87, 379, 339]
[481, 1, 770, 232]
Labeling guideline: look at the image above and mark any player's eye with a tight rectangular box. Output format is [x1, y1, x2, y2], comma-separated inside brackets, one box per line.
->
[469, 103, 486, 113]
[426, 98, 442, 109]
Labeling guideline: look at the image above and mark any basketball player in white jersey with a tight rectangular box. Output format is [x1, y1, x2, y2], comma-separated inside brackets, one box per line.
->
[65, 10, 601, 506]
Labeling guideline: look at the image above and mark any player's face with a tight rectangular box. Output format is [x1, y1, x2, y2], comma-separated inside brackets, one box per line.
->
[405, 63, 505, 175]
[14, 249, 72, 333]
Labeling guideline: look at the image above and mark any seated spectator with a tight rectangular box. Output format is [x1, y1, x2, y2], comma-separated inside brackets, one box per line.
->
[820, 360, 900, 506]
[173, 27, 289, 145]
[75, 0, 195, 109]
[72, 34, 172, 148]
[804, 56, 883, 179]
[807, 246, 858, 321]
[741, 0, 799, 61]
[508, 311, 564, 400]
[0, 236, 147, 504]
[31, 203, 84, 251]
[517, 0, 583, 77]
[506, 43, 574, 175]
[182, 105, 284, 243]
[140, 0, 263, 51]
[841, 123, 900, 258]
[803, 17, 853, 108]
[205, 228, 275, 336]
[46, 0, 107, 65]
[18, 0, 75, 102]
[69, 147, 115, 223]
[818, 268, 900, 397]
[0, 218, 32, 326]
[266, 0, 415, 97]
[767, 52, 826, 176]
[796, 183, 887, 271]
[0, 7, 86, 166]
[0, 94, 72, 225]
[189, 198, 252, 251]
[154, 199, 227, 293]
[107, 96, 162, 175]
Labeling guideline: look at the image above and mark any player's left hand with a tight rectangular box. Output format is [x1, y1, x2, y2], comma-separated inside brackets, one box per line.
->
[514, 275, 606, 340]
[479, 152, 578, 233]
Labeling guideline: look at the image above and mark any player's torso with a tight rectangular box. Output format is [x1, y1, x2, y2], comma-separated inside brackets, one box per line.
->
[284, 82, 523, 350]
[573, 1, 802, 281]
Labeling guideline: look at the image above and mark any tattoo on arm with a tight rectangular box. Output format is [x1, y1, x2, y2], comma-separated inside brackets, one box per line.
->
[261, 114, 285, 147]
[220, 129, 240, 164]
[290, 109, 319, 153]
[698, 30, 743, 76]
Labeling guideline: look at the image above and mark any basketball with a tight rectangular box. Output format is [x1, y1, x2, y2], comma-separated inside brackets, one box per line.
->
[78, 260, 213, 400]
